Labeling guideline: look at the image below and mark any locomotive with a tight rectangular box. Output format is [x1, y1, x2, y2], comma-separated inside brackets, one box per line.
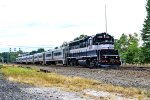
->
[16, 33, 121, 68]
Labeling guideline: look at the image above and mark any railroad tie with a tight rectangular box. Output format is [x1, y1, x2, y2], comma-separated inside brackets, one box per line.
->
[40, 69, 51, 73]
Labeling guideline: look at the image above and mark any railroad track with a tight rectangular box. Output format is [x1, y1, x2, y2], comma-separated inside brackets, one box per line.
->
[119, 66, 150, 71]
[16, 64, 150, 72]
[9, 64, 150, 89]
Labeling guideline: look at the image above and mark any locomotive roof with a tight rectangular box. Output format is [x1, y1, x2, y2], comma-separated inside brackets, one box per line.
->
[95, 32, 112, 37]
[69, 36, 90, 45]
[68, 32, 112, 45]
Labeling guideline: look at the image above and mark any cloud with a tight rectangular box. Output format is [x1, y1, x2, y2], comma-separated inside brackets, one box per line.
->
[56, 24, 79, 28]
[0, 0, 146, 52]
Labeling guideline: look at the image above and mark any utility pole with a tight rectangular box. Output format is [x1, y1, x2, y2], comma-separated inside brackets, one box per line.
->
[7, 52, 9, 64]
[1, 57, 4, 63]
[7, 48, 11, 63]
[105, 4, 108, 33]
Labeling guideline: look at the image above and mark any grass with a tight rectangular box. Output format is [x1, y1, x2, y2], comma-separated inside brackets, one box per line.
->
[122, 63, 150, 67]
[0, 65, 148, 98]
[145, 90, 150, 98]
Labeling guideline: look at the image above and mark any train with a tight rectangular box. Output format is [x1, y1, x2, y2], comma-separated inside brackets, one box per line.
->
[16, 33, 121, 68]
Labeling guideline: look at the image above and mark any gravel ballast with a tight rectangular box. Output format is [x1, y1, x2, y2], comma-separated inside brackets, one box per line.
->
[23, 65, 150, 90]
[1, 65, 150, 99]
[0, 73, 141, 100]
[0, 74, 87, 100]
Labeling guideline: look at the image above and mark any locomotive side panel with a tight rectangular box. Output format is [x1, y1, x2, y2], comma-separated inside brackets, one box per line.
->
[67, 33, 121, 67]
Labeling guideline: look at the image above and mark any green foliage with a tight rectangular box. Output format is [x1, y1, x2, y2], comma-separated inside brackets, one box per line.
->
[142, 0, 150, 46]
[9, 52, 18, 63]
[126, 33, 140, 63]
[29, 48, 45, 55]
[29, 50, 37, 55]
[141, 47, 150, 63]
[0, 65, 4, 69]
[141, 0, 150, 63]
[115, 34, 128, 63]
[115, 33, 142, 64]
[37, 48, 44, 53]
[1, 67, 35, 76]
[145, 90, 150, 98]
[0, 52, 18, 63]
[74, 34, 88, 41]
[54, 47, 58, 49]
[17, 50, 23, 54]
[60, 41, 68, 48]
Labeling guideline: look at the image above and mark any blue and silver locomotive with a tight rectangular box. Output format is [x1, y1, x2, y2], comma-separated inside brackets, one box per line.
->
[16, 33, 121, 68]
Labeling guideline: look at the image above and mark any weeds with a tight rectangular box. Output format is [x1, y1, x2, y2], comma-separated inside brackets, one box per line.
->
[145, 90, 150, 98]
[0, 66, 148, 98]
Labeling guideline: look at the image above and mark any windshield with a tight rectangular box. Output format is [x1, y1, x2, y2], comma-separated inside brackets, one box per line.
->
[93, 34, 114, 45]
[100, 49, 118, 55]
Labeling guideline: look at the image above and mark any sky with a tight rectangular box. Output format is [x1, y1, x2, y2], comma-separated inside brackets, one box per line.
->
[0, 0, 147, 52]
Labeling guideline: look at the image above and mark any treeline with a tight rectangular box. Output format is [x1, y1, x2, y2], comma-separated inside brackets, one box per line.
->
[115, 0, 150, 64]
[0, 48, 45, 63]
[115, 33, 144, 64]
[29, 48, 45, 55]
[0, 52, 19, 63]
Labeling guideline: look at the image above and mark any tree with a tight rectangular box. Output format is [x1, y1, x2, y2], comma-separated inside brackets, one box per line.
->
[115, 33, 142, 64]
[125, 33, 141, 64]
[29, 48, 45, 55]
[114, 33, 128, 63]
[37, 48, 45, 53]
[74, 34, 88, 41]
[9, 52, 18, 63]
[18, 49, 23, 54]
[54, 47, 58, 49]
[142, 0, 150, 46]
[1, 52, 8, 63]
[0, 52, 19, 63]
[29, 50, 37, 55]
[0, 53, 2, 62]
[141, 0, 150, 63]
[60, 41, 68, 48]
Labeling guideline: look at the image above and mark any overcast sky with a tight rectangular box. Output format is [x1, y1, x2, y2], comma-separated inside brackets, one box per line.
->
[0, 0, 147, 52]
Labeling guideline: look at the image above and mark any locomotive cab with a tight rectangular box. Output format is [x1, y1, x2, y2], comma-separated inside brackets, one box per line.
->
[93, 33, 114, 45]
